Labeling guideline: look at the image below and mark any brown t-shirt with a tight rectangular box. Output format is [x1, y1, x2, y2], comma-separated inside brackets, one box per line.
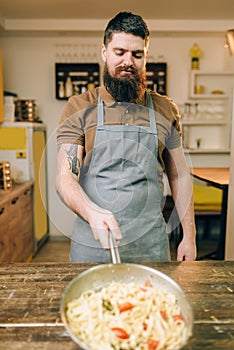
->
[57, 85, 182, 187]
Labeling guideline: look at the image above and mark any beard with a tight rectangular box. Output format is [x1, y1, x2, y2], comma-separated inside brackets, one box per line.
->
[103, 63, 146, 103]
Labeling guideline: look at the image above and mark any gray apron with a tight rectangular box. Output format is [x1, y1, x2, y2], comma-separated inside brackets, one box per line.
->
[70, 94, 170, 262]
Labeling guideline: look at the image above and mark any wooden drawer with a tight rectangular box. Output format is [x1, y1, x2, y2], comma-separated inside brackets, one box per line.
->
[7, 195, 22, 220]
[0, 181, 34, 262]
[16, 189, 34, 262]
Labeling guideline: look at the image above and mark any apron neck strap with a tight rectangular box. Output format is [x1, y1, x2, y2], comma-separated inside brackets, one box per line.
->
[147, 93, 157, 134]
[97, 95, 104, 126]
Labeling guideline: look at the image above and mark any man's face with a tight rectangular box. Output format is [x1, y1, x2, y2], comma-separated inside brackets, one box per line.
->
[102, 32, 148, 102]
[102, 32, 148, 78]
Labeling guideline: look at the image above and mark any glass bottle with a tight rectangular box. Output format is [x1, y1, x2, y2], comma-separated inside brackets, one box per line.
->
[65, 75, 73, 98]
[72, 82, 80, 95]
[87, 76, 95, 90]
[58, 81, 65, 98]
[189, 43, 202, 70]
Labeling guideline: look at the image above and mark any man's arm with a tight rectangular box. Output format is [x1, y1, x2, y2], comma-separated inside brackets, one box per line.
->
[164, 145, 197, 261]
[55, 143, 122, 248]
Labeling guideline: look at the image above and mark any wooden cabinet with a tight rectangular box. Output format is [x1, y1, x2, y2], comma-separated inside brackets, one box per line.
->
[0, 181, 34, 262]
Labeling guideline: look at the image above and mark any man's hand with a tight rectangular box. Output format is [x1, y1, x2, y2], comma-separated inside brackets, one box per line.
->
[86, 206, 122, 249]
[177, 237, 197, 261]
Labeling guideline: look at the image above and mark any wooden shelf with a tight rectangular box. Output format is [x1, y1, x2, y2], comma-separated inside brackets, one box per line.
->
[184, 148, 230, 154]
[182, 119, 227, 126]
[189, 70, 234, 98]
[146, 62, 167, 95]
[189, 93, 228, 99]
[55, 62, 100, 100]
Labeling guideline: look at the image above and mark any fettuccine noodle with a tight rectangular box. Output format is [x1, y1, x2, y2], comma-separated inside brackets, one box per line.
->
[66, 280, 188, 350]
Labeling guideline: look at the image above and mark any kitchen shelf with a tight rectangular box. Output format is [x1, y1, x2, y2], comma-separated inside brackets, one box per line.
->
[182, 70, 234, 154]
[146, 62, 167, 95]
[189, 94, 228, 99]
[184, 148, 230, 154]
[182, 120, 227, 126]
[55, 63, 100, 100]
[189, 70, 234, 99]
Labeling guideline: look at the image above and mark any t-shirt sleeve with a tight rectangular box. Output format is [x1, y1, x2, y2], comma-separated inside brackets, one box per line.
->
[165, 99, 182, 150]
[56, 98, 84, 146]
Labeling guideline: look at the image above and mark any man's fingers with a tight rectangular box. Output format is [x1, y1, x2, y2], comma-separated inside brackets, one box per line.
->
[92, 227, 109, 249]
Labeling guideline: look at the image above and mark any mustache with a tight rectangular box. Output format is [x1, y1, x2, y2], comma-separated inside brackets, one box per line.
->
[115, 65, 137, 74]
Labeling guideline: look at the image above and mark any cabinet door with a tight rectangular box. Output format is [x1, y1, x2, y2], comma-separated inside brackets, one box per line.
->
[7, 194, 24, 262]
[0, 202, 11, 262]
[5, 186, 34, 262]
[20, 187, 34, 261]
[33, 130, 48, 246]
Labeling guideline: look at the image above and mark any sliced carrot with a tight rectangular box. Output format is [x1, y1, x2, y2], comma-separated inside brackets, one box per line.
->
[173, 314, 184, 322]
[160, 309, 168, 321]
[118, 301, 134, 313]
[147, 338, 160, 350]
[111, 327, 129, 339]
[144, 279, 152, 287]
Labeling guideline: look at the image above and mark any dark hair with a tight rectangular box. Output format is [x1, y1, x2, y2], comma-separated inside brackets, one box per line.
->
[103, 11, 150, 46]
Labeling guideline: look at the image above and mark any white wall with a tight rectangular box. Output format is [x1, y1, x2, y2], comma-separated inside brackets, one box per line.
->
[0, 32, 233, 238]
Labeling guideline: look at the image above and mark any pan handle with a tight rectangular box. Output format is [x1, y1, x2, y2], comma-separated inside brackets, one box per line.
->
[109, 230, 121, 264]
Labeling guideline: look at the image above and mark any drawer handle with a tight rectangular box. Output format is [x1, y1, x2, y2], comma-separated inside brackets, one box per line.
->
[0, 207, 5, 215]
[24, 189, 31, 196]
[11, 197, 19, 205]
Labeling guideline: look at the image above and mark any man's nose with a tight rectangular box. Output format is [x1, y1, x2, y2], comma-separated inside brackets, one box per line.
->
[123, 52, 134, 66]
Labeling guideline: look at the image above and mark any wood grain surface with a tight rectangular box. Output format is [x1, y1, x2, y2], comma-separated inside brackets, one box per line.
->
[0, 261, 233, 349]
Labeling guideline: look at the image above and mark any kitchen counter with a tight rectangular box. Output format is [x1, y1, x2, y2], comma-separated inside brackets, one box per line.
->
[0, 261, 233, 349]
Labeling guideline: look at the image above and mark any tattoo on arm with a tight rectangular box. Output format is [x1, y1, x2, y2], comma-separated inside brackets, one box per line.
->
[66, 145, 80, 176]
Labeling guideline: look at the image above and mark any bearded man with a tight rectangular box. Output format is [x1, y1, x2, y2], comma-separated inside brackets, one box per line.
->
[56, 11, 197, 262]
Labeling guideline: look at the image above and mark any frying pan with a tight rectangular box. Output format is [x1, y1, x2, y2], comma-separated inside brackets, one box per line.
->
[60, 232, 193, 350]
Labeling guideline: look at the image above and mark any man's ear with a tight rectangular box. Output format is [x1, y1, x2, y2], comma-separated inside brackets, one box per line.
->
[101, 43, 107, 62]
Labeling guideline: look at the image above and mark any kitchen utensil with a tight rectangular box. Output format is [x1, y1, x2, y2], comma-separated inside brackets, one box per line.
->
[15, 99, 37, 122]
[60, 232, 193, 350]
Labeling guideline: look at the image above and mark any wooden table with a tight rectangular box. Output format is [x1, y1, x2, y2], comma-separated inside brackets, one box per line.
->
[191, 168, 229, 260]
[0, 261, 234, 349]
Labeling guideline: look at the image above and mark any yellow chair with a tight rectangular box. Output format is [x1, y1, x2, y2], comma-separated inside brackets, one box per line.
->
[193, 184, 222, 238]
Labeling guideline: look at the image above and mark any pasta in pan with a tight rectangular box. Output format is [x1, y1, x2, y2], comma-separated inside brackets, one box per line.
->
[66, 280, 188, 350]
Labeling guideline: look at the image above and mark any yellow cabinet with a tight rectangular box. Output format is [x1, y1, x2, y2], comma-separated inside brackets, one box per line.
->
[0, 49, 4, 123]
[0, 122, 49, 252]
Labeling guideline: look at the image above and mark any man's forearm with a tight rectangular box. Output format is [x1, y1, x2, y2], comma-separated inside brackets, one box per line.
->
[56, 171, 100, 223]
[56, 143, 97, 222]
[169, 170, 197, 260]
[170, 170, 196, 239]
